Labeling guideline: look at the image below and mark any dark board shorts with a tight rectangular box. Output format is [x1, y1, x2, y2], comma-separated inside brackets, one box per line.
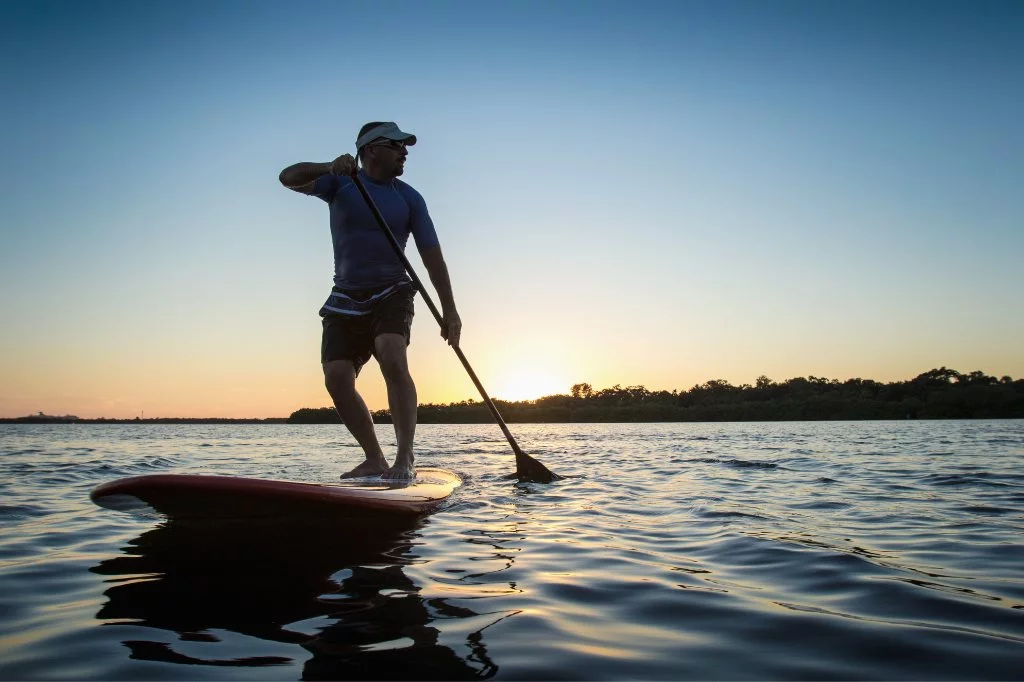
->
[320, 285, 415, 374]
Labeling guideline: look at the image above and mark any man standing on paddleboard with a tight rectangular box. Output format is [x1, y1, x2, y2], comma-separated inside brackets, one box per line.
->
[279, 122, 462, 480]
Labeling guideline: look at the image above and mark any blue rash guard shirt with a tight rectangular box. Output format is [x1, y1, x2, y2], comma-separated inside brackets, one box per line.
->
[307, 169, 440, 290]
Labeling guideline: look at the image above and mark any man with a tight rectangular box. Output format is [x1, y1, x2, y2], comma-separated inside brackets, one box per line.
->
[279, 122, 461, 480]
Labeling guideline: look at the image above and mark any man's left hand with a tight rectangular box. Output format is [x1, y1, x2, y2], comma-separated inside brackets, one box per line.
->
[442, 310, 462, 348]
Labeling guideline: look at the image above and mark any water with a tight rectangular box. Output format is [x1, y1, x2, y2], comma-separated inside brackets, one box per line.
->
[1, 421, 1022, 680]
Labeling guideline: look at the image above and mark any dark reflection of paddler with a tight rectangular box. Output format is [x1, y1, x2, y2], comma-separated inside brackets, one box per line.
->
[90, 518, 498, 679]
[301, 563, 502, 680]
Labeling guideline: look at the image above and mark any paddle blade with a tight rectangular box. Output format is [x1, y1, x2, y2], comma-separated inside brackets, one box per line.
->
[515, 451, 562, 483]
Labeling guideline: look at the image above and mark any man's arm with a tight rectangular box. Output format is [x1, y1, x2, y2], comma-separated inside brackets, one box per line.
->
[420, 246, 462, 348]
[278, 154, 357, 193]
[279, 162, 331, 193]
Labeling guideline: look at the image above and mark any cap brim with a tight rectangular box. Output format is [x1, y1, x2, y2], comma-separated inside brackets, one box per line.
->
[356, 123, 417, 150]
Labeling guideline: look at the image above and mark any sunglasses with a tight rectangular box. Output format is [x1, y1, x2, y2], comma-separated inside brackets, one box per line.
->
[369, 138, 407, 151]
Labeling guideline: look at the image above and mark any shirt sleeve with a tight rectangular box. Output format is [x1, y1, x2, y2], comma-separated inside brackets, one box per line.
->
[403, 184, 441, 252]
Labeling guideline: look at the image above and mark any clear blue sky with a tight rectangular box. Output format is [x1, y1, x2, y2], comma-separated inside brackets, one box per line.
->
[1, 0, 1021, 417]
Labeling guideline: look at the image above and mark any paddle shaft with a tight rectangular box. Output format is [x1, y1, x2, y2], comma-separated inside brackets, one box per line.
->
[350, 174, 532, 464]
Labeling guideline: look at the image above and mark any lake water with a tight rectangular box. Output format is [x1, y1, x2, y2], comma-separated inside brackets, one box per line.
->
[1, 421, 1022, 680]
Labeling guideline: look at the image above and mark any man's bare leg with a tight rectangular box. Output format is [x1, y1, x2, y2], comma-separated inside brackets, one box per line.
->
[375, 333, 417, 479]
[323, 359, 389, 478]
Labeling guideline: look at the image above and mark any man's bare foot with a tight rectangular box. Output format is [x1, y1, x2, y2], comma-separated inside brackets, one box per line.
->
[340, 458, 389, 479]
[382, 459, 415, 480]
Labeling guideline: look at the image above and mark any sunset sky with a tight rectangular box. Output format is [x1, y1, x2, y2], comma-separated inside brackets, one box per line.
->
[2, 0, 1021, 418]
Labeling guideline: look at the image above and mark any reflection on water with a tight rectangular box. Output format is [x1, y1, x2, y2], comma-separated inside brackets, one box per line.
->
[90, 518, 499, 680]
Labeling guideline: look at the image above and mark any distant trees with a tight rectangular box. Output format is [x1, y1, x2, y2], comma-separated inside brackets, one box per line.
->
[288, 407, 341, 424]
[571, 383, 594, 400]
[286, 368, 1024, 424]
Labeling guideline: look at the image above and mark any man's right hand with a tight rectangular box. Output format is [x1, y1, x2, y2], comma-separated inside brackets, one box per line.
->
[330, 154, 357, 177]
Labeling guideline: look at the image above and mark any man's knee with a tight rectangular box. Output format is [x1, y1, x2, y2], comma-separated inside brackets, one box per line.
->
[375, 334, 410, 381]
[323, 360, 357, 395]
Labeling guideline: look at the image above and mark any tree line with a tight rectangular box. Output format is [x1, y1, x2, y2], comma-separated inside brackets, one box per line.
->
[287, 367, 1024, 424]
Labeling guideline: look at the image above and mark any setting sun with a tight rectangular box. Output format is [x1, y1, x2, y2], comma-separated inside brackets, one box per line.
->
[492, 366, 569, 402]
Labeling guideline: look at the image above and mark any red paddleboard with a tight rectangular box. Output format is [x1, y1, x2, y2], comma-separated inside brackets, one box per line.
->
[90, 468, 461, 520]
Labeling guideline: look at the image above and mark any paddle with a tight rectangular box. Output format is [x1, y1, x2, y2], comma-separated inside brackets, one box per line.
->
[351, 173, 561, 483]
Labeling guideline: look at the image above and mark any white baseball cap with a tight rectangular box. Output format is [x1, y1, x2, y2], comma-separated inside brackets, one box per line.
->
[355, 122, 417, 150]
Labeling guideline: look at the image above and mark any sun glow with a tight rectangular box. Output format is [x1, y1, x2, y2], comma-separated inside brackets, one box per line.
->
[492, 366, 569, 402]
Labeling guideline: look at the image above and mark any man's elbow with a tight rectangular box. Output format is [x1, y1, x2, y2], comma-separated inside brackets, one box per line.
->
[421, 245, 445, 266]
[279, 163, 311, 189]
[279, 172, 312, 193]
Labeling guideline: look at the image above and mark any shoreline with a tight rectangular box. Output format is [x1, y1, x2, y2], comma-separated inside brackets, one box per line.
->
[2, 416, 1021, 425]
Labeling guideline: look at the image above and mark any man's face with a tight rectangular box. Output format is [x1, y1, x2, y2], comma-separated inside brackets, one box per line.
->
[368, 139, 409, 177]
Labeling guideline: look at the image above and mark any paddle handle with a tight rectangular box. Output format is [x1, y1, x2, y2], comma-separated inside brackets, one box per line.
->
[350, 175, 527, 459]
